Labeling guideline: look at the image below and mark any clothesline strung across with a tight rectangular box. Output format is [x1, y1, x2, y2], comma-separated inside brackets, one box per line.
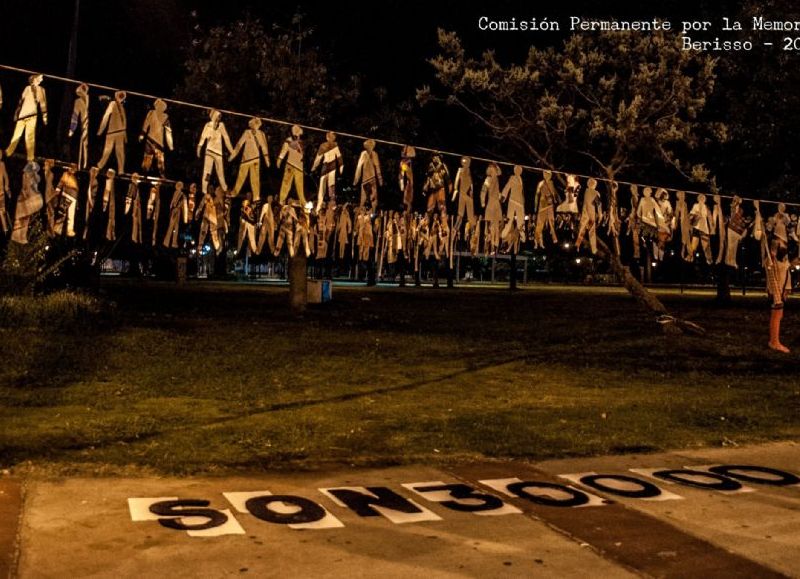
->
[1, 62, 798, 210]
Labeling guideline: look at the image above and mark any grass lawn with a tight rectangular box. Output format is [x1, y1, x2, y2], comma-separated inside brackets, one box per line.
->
[1, 280, 799, 476]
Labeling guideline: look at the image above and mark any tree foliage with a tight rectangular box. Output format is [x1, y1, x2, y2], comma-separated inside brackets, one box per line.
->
[420, 29, 726, 183]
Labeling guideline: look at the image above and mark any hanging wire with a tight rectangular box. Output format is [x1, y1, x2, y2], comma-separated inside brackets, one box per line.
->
[1, 62, 798, 210]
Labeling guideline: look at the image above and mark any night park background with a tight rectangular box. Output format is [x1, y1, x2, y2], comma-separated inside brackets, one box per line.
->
[1, 0, 800, 505]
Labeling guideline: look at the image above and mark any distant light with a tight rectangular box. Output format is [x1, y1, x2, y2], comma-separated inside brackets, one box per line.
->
[670, 250, 675, 256]
[651, 262, 658, 267]
[575, 258, 582, 264]
[563, 242, 570, 249]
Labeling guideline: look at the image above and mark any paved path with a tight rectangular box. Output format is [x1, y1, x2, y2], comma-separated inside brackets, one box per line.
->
[4, 441, 800, 578]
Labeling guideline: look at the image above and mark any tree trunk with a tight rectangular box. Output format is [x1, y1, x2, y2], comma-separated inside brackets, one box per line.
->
[288, 255, 307, 313]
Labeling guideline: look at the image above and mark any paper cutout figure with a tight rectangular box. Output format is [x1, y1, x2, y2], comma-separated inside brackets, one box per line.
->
[534, 170, 559, 248]
[274, 203, 299, 257]
[197, 109, 233, 195]
[627, 185, 641, 259]
[256, 197, 277, 255]
[196, 187, 220, 251]
[230, 117, 270, 201]
[576, 178, 603, 254]
[277, 125, 306, 204]
[355, 207, 374, 261]
[752, 200, 764, 243]
[354, 139, 383, 211]
[43, 159, 57, 236]
[711, 194, 724, 239]
[315, 205, 333, 258]
[673, 191, 691, 260]
[400, 146, 416, 212]
[501, 165, 525, 241]
[556, 174, 580, 231]
[12, 161, 44, 244]
[452, 157, 474, 228]
[146, 184, 161, 245]
[140, 99, 173, 177]
[654, 188, 673, 261]
[335, 204, 353, 259]
[719, 195, 748, 268]
[767, 203, 791, 245]
[480, 163, 503, 253]
[311, 131, 343, 211]
[102, 169, 117, 241]
[293, 207, 312, 257]
[687, 193, 713, 263]
[163, 182, 186, 248]
[637, 187, 661, 241]
[68, 83, 90, 169]
[97, 91, 128, 173]
[124, 173, 144, 244]
[83, 166, 99, 240]
[0, 152, 10, 234]
[6, 74, 47, 161]
[605, 181, 620, 254]
[423, 155, 450, 220]
[237, 199, 258, 255]
[53, 164, 79, 237]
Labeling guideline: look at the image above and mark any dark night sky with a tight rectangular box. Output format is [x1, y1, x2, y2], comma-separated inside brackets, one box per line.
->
[0, 0, 742, 99]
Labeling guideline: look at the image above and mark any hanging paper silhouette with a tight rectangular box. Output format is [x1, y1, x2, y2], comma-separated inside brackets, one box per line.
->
[237, 199, 258, 255]
[146, 184, 161, 245]
[687, 193, 713, 263]
[556, 174, 580, 232]
[197, 109, 233, 196]
[719, 195, 748, 268]
[53, 164, 80, 237]
[354, 139, 383, 211]
[277, 125, 306, 204]
[68, 83, 89, 169]
[423, 155, 450, 220]
[6, 74, 47, 161]
[480, 163, 503, 253]
[274, 203, 299, 257]
[575, 178, 603, 254]
[452, 157, 474, 229]
[97, 91, 128, 173]
[399, 146, 416, 213]
[12, 161, 44, 244]
[674, 191, 691, 260]
[0, 152, 9, 235]
[257, 196, 277, 255]
[501, 165, 526, 242]
[125, 173, 144, 244]
[335, 204, 353, 260]
[230, 117, 270, 201]
[102, 168, 117, 241]
[533, 170, 558, 248]
[311, 131, 343, 211]
[83, 166, 99, 240]
[140, 99, 173, 177]
[163, 182, 187, 248]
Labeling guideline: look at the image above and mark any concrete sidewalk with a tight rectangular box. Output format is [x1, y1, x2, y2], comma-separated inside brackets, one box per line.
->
[4, 441, 800, 578]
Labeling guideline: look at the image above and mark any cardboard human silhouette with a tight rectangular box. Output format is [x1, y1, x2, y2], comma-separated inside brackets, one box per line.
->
[196, 187, 220, 251]
[0, 152, 9, 235]
[53, 164, 80, 237]
[102, 169, 117, 241]
[43, 159, 57, 236]
[68, 83, 90, 169]
[82, 166, 99, 240]
[146, 184, 161, 245]
[140, 99, 173, 177]
[97, 91, 127, 173]
[311, 131, 343, 211]
[163, 181, 186, 248]
[637, 187, 662, 240]
[605, 181, 621, 253]
[767, 202, 791, 244]
[277, 125, 305, 204]
[452, 157, 474, 228]
[575, 178, 603, 254]
[335, 204, 353, 259]
[719, 195, 748, 268]
[230, 117, 270, 201]
[354, 139, 383, 211]
[6, 74, 47, 161]
[501, 165, 525, 241]
[687, 193, 713, 263]
[293, 206, 312, 258]
[654, 188, 673, 260]
[355, 206, 374, 262]
[12, 161, 44, 244]
[125, 173, 143, 244]
[399, 146, 416, 212]
[423, 155, 450, 220]
[480, 163, 503, 253]
[556, 174, 580, 231]
[533, 170, 558, 248]
[274, 202, 298, 257]
[673, 191, 691, 260]
[256, 197, 277, 255]
[197, 109, 233, 195]
[237, 198, 258, 255]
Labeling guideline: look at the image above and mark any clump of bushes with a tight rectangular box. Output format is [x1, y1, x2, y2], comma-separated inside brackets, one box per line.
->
[0, 291, 114, 330]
